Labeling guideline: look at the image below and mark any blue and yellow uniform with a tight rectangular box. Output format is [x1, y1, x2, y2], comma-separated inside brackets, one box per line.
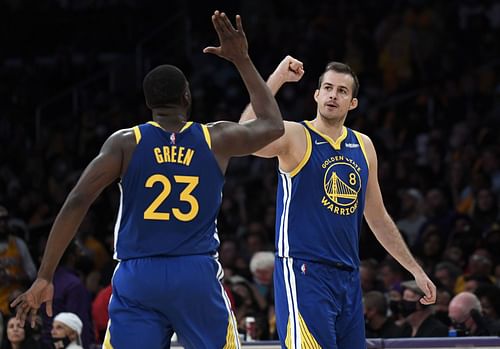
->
[105, 121, 240, 349]
[274, 121, 369, 349]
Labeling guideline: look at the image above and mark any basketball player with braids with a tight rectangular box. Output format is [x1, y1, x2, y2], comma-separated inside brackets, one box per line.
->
[239, 56, 436, 348]
[11, 11, 284, 349]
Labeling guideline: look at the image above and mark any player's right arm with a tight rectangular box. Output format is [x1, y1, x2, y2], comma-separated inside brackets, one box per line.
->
[238, 55, 305, 159]
[11, 129, 133, 326]
[203, 11, 283, 169]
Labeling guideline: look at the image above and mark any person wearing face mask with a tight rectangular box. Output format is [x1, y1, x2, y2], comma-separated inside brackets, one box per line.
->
[399, 280, 448, 337]
[363, 291, 405, 338]
[448, 291, 491, 336]
[50, 312, 83, 349]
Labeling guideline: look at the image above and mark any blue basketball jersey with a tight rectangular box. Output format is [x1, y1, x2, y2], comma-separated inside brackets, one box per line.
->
[113, 121, 223, 260]
[275, 121, 369, 268]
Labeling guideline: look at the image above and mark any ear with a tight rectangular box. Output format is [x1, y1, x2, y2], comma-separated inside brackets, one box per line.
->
[348, 97, 358, 111]
[314, 89, 319, 103]
[182, 88, 191, 107]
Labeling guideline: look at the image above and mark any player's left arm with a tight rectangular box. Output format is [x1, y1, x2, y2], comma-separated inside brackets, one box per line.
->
[361, 133, 436, 305]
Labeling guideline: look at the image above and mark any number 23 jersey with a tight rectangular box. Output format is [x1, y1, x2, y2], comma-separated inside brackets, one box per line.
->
[113, 121, 223, 260]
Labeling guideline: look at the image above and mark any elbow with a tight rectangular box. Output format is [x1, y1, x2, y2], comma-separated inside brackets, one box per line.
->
[273, 119, 285, 138]
[269, 112, 285, 137]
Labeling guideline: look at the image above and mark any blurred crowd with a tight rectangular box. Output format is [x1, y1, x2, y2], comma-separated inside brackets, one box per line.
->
[1, 0, 500, 347]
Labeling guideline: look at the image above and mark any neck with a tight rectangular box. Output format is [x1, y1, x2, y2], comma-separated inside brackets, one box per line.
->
[12, 343, 21, 349]
[152, 109, 187, 132]
[311, 114, 345, 140]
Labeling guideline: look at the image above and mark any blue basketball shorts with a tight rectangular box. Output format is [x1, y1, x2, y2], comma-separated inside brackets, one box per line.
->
[103, 255, 240, 349]
[274, 257, 366, 349]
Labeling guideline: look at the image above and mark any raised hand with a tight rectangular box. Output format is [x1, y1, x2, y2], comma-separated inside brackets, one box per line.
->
[10, 278, 54, 328]
[272, 55, 305, 83]
[203, 10, 248, 64]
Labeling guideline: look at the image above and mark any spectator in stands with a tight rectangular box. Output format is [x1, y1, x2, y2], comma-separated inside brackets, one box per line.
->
[475, 284, 500, 336]
[434, 261, 462, 292]
[455, 249, 495, 293]
[51, 312, 83, 349]
[415, 226, 446, 275]
[363, 291, 405, 338]
[449, 292, 491, 336]
[434, 286, 452, 327]
[463, 274, 494, 293]
[378, 258, 406, 294]
[40, 241, 94, 349]
[91, 284, 111, 344]
[399, 280, 448, 337]
[470, 188, 498, 235]
[396, 188, 426, 248]
[228, 275, 266, 336]
[2, 316, 41, 349]
[249, 251, 274, 301]
[0, 206, 37, 317]
[360, 259, 385, 294]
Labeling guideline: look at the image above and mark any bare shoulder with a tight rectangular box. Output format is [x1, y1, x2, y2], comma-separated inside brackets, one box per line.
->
[284, 120, 305, 133]
[105, 128, 137, 147]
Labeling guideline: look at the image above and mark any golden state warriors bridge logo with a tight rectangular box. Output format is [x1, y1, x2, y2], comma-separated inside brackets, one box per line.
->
[321, 155, 361, 215]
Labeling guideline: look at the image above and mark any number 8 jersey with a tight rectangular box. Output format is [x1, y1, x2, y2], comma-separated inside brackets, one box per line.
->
[113, 121, 223, 260]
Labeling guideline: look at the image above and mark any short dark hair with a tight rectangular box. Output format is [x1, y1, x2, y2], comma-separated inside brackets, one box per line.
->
[143, 65, 187, 109]
[364, 291, 387, 316]
[318, 61, 360, 98]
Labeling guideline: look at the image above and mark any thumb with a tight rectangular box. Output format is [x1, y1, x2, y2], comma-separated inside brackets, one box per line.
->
[203, 46, 220, 55]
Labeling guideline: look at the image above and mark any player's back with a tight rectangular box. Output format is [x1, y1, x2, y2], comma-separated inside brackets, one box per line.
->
[114, 121, 223, 260]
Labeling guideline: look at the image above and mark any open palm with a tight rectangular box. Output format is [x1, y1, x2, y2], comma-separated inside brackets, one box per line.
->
[203, 10, 248, 63]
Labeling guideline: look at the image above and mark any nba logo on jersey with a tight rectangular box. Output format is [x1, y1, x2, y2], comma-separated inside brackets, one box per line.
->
[301, 263, 307, 275]
[170, 133, 176, 144]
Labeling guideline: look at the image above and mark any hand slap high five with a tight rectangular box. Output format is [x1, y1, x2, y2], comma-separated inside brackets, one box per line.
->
[10, 277, 54, 328]
[203, 10, 248, 63]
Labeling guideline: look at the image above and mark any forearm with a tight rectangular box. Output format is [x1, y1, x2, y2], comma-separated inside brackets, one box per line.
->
[239, 71, 285, 123]
[38, 193, 92, 280]
[370, 213, 424, 276]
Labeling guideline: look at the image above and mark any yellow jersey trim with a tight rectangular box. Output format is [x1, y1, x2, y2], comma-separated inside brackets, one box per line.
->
[285, 312, 322, 348]
[180, 121, 193, 132]
[201, 124, 212, 149]
[102, 321, 114, 349]
[222, 312, 239, 349]
[353, 130, 369, 169]
[148, 121, 162, 129]
[132, 126, 141, 144]
[289, 126, 312, 178]
[147, 121, 193, 133]
[305, 121, 347, 150]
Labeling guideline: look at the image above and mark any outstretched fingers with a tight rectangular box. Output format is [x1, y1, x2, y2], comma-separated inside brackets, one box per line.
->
[15, 300, 31, 326]
[219, 12, 235, 33]
[46, 299, 53, 317]
[235, 14, 244, 33]
[211, 11, 226, 39]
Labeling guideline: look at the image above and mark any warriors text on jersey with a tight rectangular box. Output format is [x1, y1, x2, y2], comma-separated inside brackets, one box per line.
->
[275, 121, 369, 269]
[113, 121, 223, 260]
